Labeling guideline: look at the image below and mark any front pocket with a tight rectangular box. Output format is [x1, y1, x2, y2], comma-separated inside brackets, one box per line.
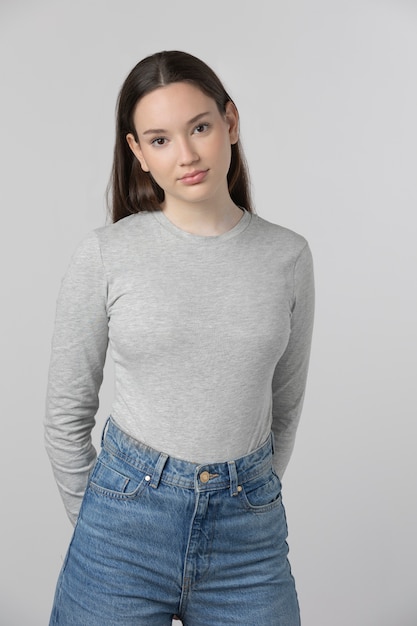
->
[240, 470, 282, 513]
[89, 459, 147, 500]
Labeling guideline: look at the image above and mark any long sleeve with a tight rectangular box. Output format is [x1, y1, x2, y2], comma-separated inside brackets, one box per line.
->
[271, 243, 315, 478]
[44, 212, 314, 522]
[44, 232, 109, 526]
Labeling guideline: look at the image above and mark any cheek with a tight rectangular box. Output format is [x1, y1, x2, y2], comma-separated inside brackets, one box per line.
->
[215, 135, 232, 169]
[142, 150, 171, 178]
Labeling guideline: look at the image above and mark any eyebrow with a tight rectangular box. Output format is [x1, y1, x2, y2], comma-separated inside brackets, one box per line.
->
[142, 111, 212, 135]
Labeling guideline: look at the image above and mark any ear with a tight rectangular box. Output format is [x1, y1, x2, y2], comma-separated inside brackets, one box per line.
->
[224, 101, 239, 145]
[126, 133, 150, 172]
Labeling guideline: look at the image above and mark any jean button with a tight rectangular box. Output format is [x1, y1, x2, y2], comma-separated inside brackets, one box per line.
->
[200, 471, 210, 483]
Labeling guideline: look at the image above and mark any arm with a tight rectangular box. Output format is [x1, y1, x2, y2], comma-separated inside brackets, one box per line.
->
[44, 232, 109, 526]
[271, 243, 315, 478]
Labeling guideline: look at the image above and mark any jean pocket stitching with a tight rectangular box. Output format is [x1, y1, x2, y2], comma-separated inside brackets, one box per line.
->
[239, 474, 283, 513]
[89, 460, 147, 500]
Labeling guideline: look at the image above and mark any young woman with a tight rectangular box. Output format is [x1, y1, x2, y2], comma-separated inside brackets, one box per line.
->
[45, 50, 314, 625]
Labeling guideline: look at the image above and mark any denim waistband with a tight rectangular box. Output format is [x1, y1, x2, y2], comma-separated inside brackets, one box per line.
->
[102, 417, 275, 495]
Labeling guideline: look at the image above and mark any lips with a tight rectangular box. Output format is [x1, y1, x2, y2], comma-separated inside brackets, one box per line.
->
[179, 170, 208, 185]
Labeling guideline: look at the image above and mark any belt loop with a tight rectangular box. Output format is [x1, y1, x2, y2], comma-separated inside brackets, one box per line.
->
[101, 416, 111, 447]
[150, 452, 169, 489]
[228, 461, 238, 496]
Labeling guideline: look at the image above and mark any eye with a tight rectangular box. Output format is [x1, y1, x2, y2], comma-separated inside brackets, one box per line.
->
[193, 123, 210, 134]
[151, 137, 168, 147]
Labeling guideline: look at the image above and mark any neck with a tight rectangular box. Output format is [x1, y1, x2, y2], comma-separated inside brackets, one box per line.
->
[161, 199, 243, 237]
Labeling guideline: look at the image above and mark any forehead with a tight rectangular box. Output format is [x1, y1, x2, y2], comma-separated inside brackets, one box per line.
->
[133, 82, 219, 131]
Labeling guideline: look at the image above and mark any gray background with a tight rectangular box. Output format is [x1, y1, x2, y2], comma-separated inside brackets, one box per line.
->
[1, 1, 416, 624]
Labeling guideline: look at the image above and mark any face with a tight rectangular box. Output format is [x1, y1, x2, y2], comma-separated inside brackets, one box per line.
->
[126, 82, 239, 212]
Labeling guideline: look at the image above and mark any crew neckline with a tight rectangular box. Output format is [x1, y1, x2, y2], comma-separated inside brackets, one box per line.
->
[151, 208, 252, 244]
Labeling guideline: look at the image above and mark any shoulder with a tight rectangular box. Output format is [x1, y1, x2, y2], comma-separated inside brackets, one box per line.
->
[64, 213, 155, 272]
[81, 212, 160, 261]
[249, 214, 310, 259]
[94, 212, 155, 247]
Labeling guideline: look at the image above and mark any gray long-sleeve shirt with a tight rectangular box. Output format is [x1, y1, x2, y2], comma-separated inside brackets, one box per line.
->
[45, 209, 314, 525]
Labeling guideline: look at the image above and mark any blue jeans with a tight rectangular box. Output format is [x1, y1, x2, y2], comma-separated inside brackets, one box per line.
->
[49, 418, 300, 625]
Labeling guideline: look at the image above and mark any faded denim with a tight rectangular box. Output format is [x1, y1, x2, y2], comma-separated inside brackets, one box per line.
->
[49, 418, 300, 625]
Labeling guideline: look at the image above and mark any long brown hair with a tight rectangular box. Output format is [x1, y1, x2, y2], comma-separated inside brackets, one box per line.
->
[107, 51, 253, 223]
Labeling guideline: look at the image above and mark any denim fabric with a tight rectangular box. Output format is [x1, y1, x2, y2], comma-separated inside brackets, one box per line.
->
[49, 418, 300, 625]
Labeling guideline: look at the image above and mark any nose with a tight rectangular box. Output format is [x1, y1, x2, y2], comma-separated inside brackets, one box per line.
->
[177, 137, 199, 166]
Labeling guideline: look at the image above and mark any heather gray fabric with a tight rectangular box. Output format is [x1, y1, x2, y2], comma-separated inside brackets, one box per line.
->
[45, 210, 314, 525]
